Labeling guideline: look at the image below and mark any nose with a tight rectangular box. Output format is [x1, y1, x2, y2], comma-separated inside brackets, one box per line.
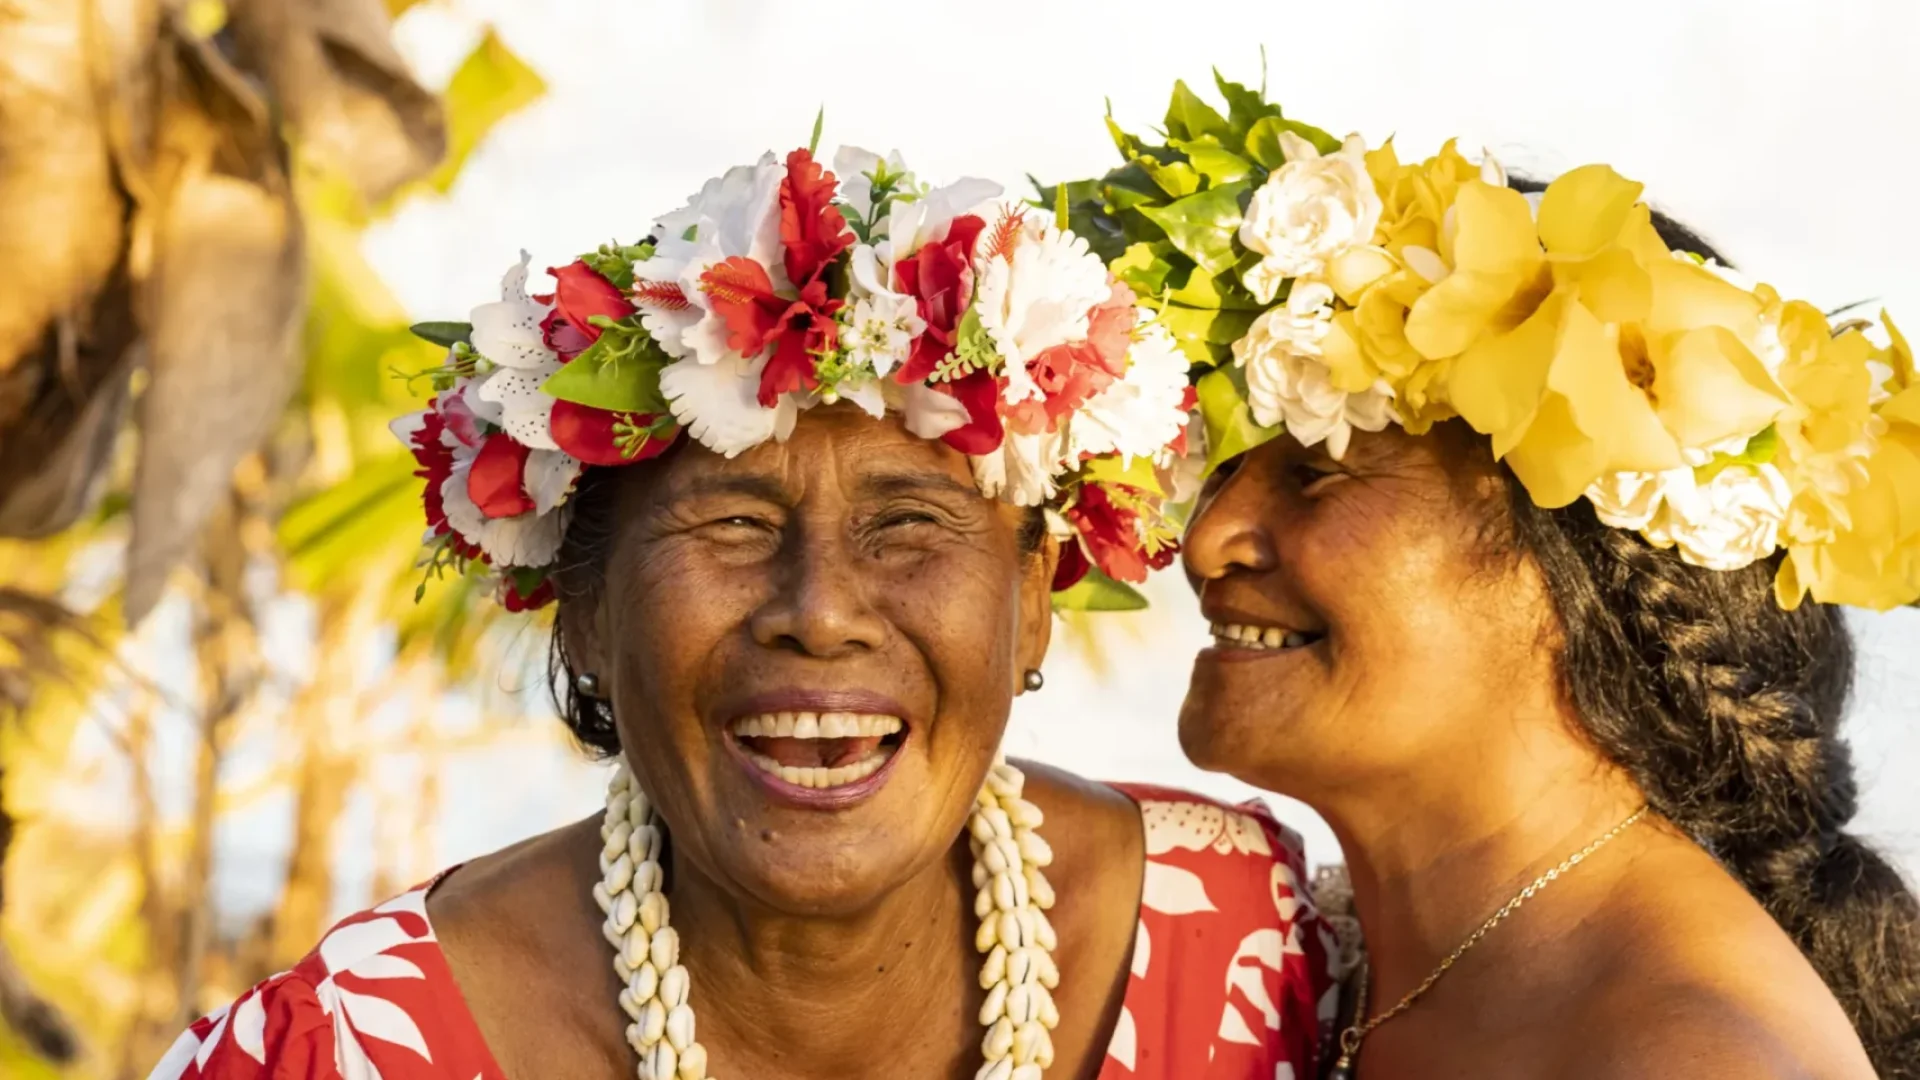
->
[748, 527, 888, 658]
[1182, 458, 1280, 584]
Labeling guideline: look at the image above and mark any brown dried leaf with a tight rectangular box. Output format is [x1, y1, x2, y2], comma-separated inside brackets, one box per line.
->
[125, 166, 305, 622]
[0, 0, 130, 389]
[225, 0, 445, 204]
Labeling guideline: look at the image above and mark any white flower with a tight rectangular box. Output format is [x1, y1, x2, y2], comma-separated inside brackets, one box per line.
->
[1070, 316, 1191, 462]
[440, 437, 568, 566]
[845, 292, 925, 378]
[1238, 133, 1382, 304]
[1586, 468, 1678, 532]
[972, 428, 1069, 507]
[470, 253, 562, 450]
[631, 154, 787, 366]
[895, 380, 971, 441]
[855, 175, 1004, 295]
[970, 207, 1115, 406]
[1235, 282, 1395, 458]
[1646, 463, 1792, 571]
[832, 145, 911, 228]
[658, 352, 797, 457]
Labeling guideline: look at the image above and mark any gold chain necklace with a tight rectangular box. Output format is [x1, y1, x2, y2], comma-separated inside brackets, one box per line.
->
[1329, 805, 1650, 1079]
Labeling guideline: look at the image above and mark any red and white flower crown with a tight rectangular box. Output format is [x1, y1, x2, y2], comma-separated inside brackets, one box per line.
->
[391, 145, 1197, 610]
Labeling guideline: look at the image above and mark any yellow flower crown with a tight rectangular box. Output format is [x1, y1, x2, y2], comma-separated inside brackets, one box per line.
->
[1053, 74, 1919, 610]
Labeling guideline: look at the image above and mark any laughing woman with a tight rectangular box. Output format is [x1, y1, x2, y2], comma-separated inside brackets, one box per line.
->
[1069, 81, 1920, 1078]
[150, 146, 1336, 1080]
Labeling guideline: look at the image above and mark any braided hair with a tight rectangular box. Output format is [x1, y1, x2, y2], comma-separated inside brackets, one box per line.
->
[1501, 179, 1920, 1077]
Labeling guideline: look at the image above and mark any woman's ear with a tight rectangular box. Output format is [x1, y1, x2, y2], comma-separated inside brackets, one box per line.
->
[1015, 532, 1059, 691]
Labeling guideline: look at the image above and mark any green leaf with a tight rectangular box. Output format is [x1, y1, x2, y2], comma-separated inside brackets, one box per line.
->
[1140, 159, 1201, 199]
[1137, 181, 1250, 277]
[541, 331, 671, 414]
[1054, 178, 1070, 231]
[809, 106, 826, 155]
[429, 30, 548, 193]
[1695, 425, 1781, 482]
[1213, 69, 1281, 140]
[409, 321, 472, 348]
[1197, 365, 1280, 475]
[1245, 115, 1342, 169]
[1082, 453, 1164, 495]
[1111, 242, 1176, 296]
[1166, 262, 1264, 311]
[1173, 136, 1253, 186]
[1052, 567, 1150, 612]
[1164, 79, 1229, 142]
[1155, 305, 1256, 367]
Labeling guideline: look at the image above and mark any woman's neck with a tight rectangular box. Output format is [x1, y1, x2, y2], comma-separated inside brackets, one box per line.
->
[1310, 705, 1649, 1009]
[667, 839, 980, 1079]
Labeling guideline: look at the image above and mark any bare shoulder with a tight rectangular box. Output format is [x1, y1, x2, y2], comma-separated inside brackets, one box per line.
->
[1539, 835, 1877, 1080]
[425, 816, 608, 1000]
[1007, 757, 1144, 886]
[1548, 979, 1871, 1080]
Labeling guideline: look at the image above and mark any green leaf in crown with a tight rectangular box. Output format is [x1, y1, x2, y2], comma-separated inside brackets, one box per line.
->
[1039, 70, 1331, 476]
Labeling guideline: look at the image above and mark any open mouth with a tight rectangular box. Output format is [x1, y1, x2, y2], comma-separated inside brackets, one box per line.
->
[727, 712, 908, 790]
[1210, 621, 1325, 652]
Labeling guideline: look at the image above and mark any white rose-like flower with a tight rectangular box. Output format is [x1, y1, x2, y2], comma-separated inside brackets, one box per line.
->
[1585, 468, 1681, 532]
[1643, 463, 1792, 572]
[971, 208, 1114, 406]
[1238, 133, 1383, 304]
[1234, 282, 1395, 459]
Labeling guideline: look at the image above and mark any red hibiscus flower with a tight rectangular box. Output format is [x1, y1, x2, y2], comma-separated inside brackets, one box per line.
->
[405, 400, 482, 559]
[540, 261, 636, 360]
[1052, 536, 1092, 591]
[501, 574, 556, 612]
[467, 433, 536, 519]
[939, 368, 1007, 456]
[1165, 385, 1200, 459]
[893, 214, 988, 384]
[698, 148, 854, 408]
[1066, 482, 1176, 584]
[1007, 281, 1138, 435]
[550, 399, 679, 466]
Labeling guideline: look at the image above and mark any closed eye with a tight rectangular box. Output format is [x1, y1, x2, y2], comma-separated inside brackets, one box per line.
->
[1290, 462, 1344, 493]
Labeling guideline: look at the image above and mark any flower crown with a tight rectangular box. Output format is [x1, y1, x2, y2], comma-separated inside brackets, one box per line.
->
[392, 144, 1197, 611]
[1054, 74, 1919, 611]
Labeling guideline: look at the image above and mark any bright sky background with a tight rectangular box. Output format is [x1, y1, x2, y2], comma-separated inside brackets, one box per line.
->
[335, 0, 1919, 896]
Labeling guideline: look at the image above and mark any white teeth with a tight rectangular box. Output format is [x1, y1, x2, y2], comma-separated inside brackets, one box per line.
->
[746, 747, 893, 789]
[1210, 622, 1318, 652]
[730, 712, 904, 790]
[727, 712, 904, 739]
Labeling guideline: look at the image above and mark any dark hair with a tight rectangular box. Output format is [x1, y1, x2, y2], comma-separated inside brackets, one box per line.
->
[544, 453, 1050, 759]
[1502, 177, 1920, 1076]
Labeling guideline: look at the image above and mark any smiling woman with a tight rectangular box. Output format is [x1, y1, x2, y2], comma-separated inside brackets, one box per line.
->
[1062, 74, 1920, 1080]
[147, 144, 1338, 1080]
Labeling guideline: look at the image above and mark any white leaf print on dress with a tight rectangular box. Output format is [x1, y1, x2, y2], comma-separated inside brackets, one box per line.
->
[1109, 1005, 1138, 1069]
[1218, 927, 1286, 1045]
[1141, 861, 1217, 915]
[311, 907, 438, 1076]
[1131, 919, 1151, 978]
[1140, 799, 1274, 857]
[233, 990, 268, 1063]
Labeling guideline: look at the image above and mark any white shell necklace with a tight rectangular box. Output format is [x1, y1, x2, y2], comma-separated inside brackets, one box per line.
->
[595, 755, 1062, 1080]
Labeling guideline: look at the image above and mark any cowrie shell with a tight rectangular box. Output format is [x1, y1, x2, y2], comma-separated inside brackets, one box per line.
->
[665, 1003, 695, 1051]
[979, 980, 1008, 1025]
[982, 1016, 1015, 1059]
[639, 891, 669, 935]
[660, 964, 691, 1009]
[650, 926, 681, 972]
[980, 944, 1008, 988]
[606, 853, 635, 894]
[677, 1043, 708, 1080]
[639, 999, 666, 1045]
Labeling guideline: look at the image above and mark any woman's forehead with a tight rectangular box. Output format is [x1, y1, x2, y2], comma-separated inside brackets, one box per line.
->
[649, 406, 981, 502]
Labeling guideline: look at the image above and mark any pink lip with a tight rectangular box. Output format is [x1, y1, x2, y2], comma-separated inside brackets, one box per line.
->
[718, 687, 912, 812]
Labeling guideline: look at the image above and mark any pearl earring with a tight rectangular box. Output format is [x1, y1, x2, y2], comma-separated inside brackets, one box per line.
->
[1023, 669, 1045, 692]
[575, 672, 602, 697]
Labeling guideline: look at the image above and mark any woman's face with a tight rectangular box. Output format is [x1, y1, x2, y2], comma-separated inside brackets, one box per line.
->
[1179, 424, 1557, 795]
[566, 404, 1054, 916]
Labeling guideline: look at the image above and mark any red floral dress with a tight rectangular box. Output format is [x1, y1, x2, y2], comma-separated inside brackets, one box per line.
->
[151, 785, 1337, 1080]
